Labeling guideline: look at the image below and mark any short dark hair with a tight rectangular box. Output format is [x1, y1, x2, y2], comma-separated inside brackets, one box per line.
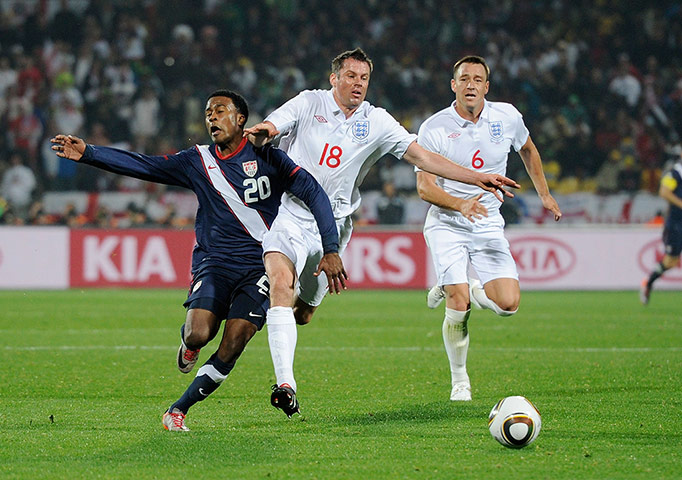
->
[207, 89, 249, 124]
[453, 55, 490, 81]
[331, 48, 374, 75]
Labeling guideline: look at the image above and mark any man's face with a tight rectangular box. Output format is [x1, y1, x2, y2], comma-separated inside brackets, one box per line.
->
[330, 58, 371, 111]
[451, 62, 489, 111]
[205, 96, 245, 145]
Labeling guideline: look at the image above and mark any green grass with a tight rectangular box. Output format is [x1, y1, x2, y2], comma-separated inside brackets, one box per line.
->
[1, 289, 681, 479]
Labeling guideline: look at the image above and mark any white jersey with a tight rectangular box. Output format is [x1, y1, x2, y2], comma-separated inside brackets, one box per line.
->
[417, 100, 529, 228]
[265, 89, 417, 221]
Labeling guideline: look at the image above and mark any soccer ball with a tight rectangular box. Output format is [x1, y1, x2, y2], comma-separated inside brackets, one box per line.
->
[488, 395, 541, 448]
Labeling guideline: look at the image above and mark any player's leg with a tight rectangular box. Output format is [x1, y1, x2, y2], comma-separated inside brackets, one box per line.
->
[264, 251, 299, 393]
[442, 283, 472, 401]
[293, 298, 317, 325]
[470, 277, 520, 316]
[469, 231, 519, 317]
[164, 271, 268, 431]
[423, 218, 473, 399]
[294, 215, 351, 325]
[642, 226, 682, 304]
[177, 307, 222, 373]
[165, 318, 258, 428]
[164, 308, 220, 431]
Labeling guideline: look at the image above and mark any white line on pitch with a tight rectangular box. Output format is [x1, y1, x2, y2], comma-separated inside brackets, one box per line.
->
[3, 345, 682, 353]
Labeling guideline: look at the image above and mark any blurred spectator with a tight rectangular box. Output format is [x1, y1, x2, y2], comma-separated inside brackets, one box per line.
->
[376, 182, 405, 225]
[130, 84, 161, 151]
[609, 53, 642, 110]
[1, 1, 681, 227]
[1, 150, 37, 220]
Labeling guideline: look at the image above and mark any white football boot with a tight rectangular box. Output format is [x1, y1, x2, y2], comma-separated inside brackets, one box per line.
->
[162, 408, 190, 431]
[427, 285, 445, 309]
[450, 380, 472, 401]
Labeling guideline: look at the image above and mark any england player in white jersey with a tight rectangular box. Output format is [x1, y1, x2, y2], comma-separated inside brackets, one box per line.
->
[245, 48, 518, 416]
[417, 55, 562, 401]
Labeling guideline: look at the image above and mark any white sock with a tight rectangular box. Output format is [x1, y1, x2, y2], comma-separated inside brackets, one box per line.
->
[443, 308, 470, 385]
[470, 284, 517, 316]
[266, 306, 297, 392]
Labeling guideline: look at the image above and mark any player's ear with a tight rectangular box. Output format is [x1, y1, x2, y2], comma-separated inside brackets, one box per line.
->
[329, 72, 337, 88]
[238, 114, 246, 129]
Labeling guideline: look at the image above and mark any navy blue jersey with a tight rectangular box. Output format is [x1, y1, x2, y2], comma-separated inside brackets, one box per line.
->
[81, 138, 338, 273]
[662, 161, 682, 227]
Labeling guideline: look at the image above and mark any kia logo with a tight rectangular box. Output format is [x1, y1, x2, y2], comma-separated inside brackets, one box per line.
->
[510, 236, 576, 282]
[638, 239, 682, 280]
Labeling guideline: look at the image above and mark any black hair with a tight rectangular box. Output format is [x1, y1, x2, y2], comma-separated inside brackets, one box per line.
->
[207, 89, 249, 124]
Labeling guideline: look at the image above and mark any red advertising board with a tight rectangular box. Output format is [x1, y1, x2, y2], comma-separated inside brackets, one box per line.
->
[70, 229, 196, 288]
[342, 230, 429, 289]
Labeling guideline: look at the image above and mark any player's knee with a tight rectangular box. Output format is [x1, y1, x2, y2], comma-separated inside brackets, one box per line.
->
[293, 303, 315, 325]
[184, 324, 211, 349]
[663, 255, 679, 270]
[494, 294, 520, 315]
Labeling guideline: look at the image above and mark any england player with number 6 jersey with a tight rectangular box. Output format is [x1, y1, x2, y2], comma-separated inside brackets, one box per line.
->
[52, 90, 344, 431]
[245, 48, 521, 417]
[417, 56, 562, 402]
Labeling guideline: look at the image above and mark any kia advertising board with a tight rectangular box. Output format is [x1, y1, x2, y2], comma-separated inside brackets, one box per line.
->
[69, 229, 196, 288]
[0, 226, 679, 290]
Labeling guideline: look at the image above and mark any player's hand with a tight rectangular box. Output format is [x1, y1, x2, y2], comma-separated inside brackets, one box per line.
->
[314, 252, 348, 294]
[459, 194, 488, 222]
[51, 134, 86, 161]
[540, 193, 562, 221]
[243, 121, 280, 146]
[477, 173, 519, 202]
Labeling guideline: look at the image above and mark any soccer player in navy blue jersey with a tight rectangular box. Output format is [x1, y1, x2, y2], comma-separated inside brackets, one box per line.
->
[641, 154, 682, 305]
[51, 89, 346, 431]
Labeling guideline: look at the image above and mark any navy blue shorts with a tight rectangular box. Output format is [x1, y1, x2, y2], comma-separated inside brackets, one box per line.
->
[183, 266, 270, 329]
[663, 222, 682, 257]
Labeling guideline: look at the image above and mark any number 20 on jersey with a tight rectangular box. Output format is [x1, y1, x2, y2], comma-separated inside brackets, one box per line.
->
[319, 143, 342, 168]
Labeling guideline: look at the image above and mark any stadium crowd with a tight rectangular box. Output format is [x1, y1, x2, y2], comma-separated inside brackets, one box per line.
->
[1, 0, 682, 226]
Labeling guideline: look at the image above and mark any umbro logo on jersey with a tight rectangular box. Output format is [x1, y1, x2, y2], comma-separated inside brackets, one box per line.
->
[448, 132, 461, 139]
[242, 160, 258, 177]
[314, 115, 328, 123]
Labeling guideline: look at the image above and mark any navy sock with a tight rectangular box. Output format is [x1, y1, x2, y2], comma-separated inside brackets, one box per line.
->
[647, 262, 666, 288]
[171, 353, 236, 414]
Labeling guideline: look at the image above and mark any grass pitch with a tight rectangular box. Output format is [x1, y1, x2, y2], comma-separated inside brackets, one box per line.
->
[1, 289, 681, 479]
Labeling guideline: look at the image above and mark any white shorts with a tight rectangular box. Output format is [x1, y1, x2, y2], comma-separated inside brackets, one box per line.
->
[424, 212, 518, 287]
[262, 209, 352, 307]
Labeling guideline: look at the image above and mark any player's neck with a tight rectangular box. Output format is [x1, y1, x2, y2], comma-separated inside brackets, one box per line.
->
[332, 90, 360, 118]
[215, 136, 246, 158]
[454, 102, 483, 123]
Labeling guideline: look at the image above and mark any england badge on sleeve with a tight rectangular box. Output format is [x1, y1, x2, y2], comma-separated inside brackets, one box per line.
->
[242, 160, 258, 177]
[489, 121, 504, 143]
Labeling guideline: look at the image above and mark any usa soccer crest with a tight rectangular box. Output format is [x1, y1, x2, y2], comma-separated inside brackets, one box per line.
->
[489, 121, 504, 143]
[242, 160, 258, 177]
[351, 120, 370, 142]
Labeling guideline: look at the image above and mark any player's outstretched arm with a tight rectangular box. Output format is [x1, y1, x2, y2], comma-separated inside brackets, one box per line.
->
[314, 253, 348, 295]
[416, 171, 488, 222]
[51, 134, 86, 161]
[243, 121, 280, 147]
[403, 141, 519, 202]
[518, 136, 562, 222]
